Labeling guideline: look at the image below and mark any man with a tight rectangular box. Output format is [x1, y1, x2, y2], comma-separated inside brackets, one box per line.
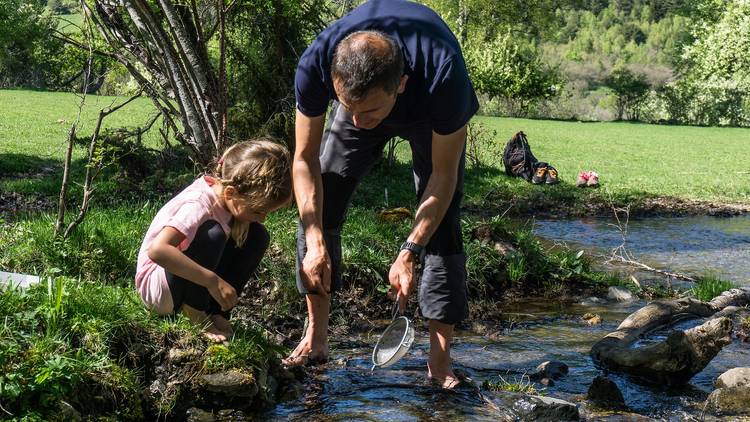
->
[286, 0, 478, 389]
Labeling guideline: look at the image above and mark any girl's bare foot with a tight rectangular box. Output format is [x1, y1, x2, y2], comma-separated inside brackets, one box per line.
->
[182, 304, 230, 343]
[210, 314, 234, 339]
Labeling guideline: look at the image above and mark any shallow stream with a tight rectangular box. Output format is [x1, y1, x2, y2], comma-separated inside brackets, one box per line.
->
[265, 216, 750, 421]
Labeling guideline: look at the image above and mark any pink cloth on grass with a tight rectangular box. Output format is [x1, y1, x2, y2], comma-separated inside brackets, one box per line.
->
[135, 176, 232, 315]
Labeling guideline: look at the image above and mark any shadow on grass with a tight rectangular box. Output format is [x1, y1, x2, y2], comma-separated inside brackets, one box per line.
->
[0, 153, 60, 176]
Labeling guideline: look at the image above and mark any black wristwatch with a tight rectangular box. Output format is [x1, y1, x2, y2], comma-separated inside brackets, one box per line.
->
[399, 241, 424, 257]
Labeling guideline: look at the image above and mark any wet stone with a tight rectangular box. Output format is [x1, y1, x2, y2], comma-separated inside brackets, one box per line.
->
[587, 376, 626, 409]
[607, 286, 635, 302]
[200, 370, 258, 398]
[533, 361, 569, 380]
[705, 386, 750, 415]
[186, 407, 216, 422]
[582, 313, 602, 325]
[217, 409, 248, 420]
[57, 400, 82, 422]
[512, 394, 580, 421]
[715, 367, 750, 388]
[168, 347, 201, 365]
[539, 377, 555, 387]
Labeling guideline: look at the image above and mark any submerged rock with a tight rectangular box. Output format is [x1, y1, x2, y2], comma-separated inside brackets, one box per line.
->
[486, 391, 579, 421]
[186, 407, 216, 422]
[512, 395, 580, 421]
[582, 313, 602, 325]
[200, 370, 259, 398]
[587, 376, 626, 409]
[705, 386, 750, 415]
[533, 361, 569, 380]
[715, 367, 750, 389]
[607, 286, 635, 302]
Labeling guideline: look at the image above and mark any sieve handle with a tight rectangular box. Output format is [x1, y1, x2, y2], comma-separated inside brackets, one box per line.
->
[391, 299, 401, 320]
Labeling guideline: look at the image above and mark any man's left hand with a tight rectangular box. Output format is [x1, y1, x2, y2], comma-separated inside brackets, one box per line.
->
[388, 249, 417, 313]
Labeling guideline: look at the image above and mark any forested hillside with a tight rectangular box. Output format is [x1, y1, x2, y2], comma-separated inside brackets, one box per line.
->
[2, 0, 748, 127]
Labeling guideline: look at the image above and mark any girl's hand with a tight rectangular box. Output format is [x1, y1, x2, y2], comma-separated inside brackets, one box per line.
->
[209, 277, 239, 311]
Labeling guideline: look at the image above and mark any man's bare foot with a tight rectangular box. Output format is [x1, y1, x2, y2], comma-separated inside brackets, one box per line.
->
[427, 364, 460, 389]
[282, 334, 329, 367]
[182, 305, 231, 343]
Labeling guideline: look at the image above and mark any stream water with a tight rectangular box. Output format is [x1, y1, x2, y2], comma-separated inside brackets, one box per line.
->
[264, 216, 750, 421]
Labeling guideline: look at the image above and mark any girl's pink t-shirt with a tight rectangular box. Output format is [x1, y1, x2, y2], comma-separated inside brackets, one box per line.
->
[135, 176, 232, 314]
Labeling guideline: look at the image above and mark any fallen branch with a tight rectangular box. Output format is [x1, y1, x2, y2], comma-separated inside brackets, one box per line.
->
[605, 203, 695, 282]
[610, 257, 696, 282]
[590, 287, 750, 385]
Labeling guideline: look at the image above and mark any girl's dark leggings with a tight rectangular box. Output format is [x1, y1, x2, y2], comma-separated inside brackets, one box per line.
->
[166, 220, 269, 317]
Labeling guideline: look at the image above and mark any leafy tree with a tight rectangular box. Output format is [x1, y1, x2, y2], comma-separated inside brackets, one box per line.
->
[467, 32, 562, 116]
[0, 0, 61, 87]
[682, 0, 750, 91]
[225, 0, 330, 142]
[605, 66, 650, 120]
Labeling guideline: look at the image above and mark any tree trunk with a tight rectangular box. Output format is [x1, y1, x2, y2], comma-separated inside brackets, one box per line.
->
[590, 288, 750, 385]
[83, 0, 229, 165]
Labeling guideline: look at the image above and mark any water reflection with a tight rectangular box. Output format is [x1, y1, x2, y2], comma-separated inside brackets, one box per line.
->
[533, 215, 750, 284]
[266, 298, 749, 420]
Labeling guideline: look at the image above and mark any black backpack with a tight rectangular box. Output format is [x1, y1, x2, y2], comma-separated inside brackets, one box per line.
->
[502, 131, 538, 182]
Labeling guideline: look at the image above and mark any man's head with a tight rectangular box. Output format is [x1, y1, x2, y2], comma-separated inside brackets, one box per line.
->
[331, 30, 408, 129]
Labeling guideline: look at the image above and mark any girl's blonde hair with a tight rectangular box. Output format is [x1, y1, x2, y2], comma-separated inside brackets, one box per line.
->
[213, 138, 292, 246]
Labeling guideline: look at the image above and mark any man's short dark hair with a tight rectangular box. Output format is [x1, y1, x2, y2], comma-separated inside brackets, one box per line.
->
[331, 30, 404, 103]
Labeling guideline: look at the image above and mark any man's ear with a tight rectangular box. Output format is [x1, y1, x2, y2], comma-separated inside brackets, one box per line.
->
[397, 75, 408, 94]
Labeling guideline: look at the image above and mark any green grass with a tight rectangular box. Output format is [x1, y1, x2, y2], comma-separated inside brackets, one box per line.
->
[687, 273, 736, 301]
[482, 374, 543, 395]
[55, 13, 84, 35]
[4, 89, 747, 417]
[0, 277, 281, 420]
[466, 117, 750, 208]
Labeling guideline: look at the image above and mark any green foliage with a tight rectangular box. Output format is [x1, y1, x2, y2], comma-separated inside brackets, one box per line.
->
[204, 327, 284, 373]
[466, 32, 562, 117]
[605, 66, 650, 120]
[0, 281, 150, 419]
[465, 121, 497, 168]
[482, 374, 542, 395]
[657, 79, 748, 126]
[226, 0, 331, 142]
[0, 206, 154, 284]
[687, 274, 735, 301]
[0, 1, 63, 88]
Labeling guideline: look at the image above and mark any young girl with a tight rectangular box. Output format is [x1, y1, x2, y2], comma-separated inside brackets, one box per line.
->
[135, 139, 291, 342]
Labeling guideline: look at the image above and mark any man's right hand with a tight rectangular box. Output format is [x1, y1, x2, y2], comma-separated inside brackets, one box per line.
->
[301, 246, 332, 296]
[208, 276, 239, 311]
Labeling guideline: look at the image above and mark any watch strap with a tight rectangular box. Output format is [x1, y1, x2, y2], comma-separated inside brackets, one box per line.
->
[400, 241, 423, 256]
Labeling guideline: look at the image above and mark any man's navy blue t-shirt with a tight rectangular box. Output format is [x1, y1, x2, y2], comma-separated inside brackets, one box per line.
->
[294, 0, 479, 136]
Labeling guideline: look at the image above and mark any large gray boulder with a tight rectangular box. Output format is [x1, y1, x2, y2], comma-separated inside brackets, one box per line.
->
[715, 367, 750, 389]
[705, 386, 750, 416]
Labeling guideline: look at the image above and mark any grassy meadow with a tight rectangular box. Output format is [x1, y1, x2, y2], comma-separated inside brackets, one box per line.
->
[469, 116, 750, 205]
[1, 88, 748, 418]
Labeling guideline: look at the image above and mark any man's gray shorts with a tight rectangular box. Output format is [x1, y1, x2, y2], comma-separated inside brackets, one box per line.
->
[296, 103, 469, 325]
